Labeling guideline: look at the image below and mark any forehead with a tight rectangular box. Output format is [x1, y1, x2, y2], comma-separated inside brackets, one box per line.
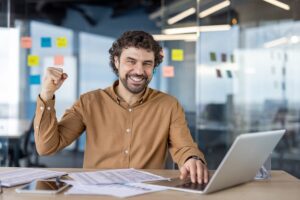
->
[120, 47, 154, 60]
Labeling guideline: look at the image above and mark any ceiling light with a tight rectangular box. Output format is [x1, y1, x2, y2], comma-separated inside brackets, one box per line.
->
[167, 8, 196, 25]
[198, 24, 231, 32]
[153, 34, 197, 41]
[163, 25, 231, 34]
[199, 0, 231, 18]
[264, 37, 289, 48]
[263, 0, 290, 11]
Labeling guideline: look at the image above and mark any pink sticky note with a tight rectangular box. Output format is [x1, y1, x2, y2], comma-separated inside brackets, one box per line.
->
[21, 37, 32, 49]
[54, 55, 64, 66]
[163, 66, 175, 77]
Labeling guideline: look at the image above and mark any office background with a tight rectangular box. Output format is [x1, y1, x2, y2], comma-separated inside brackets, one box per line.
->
[0, 0, 299, 178]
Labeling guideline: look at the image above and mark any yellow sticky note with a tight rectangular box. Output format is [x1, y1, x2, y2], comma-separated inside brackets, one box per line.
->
[163, 66, 175, 77]
[171, 49, 184, 61]
[56, 37, 68, 48]
[27, 55, 39, 67]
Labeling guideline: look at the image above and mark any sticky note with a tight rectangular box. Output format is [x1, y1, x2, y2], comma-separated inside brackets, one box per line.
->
[41, 37, 52, 48]
[56, 37, 68, 48]
[163, 66, 175, 77]
[29, 75, 41, 85]
[284, 53, 288, 62]
[171, 49, 184, 61]
[216, 69, 222, 78]
[54, 55, 64, 66]
[21, 37, 32, 48]
[226, 70, 232, 78]
[27, 55, 39, 67]
[282, 82, 286, 90]
[230, 54, 235, 63]
[210, 52, 216, 62]
[221, 53, 227, 62]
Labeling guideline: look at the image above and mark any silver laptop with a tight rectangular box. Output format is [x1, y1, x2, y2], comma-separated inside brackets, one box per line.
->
[147, 130, 285, 194]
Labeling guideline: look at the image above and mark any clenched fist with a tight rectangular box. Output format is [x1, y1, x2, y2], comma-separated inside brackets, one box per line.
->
[40, 67, 68, 101]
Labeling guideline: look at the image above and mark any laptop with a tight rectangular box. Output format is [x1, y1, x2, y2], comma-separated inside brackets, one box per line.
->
[147, 130, 285, 194]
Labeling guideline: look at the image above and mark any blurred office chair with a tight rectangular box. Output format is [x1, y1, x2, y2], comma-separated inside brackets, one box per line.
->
[7, 117, 46, 167]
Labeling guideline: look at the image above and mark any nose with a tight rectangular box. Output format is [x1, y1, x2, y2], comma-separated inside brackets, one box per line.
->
[134, 62, 144, 75]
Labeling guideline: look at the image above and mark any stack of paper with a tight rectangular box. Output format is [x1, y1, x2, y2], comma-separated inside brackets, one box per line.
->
[64, 169, 168, 197]
[68, 168, 169, 184]
[0, 168, 66, 187]
[65, 183, 166, 198]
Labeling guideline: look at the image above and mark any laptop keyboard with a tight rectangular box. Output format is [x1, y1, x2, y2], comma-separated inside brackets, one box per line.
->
[175, 181, 208, 191]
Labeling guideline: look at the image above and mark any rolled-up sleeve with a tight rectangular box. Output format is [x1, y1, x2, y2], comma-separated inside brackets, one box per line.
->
[168, 101, 206, 167]
[34, 95, 85, 155]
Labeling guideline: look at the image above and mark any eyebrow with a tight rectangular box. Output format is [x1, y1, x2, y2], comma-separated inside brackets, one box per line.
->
[126, 57, 137, 61]
[126, 57, 153, 63]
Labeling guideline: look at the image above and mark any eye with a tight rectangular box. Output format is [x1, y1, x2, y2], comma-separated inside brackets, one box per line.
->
[128, 60, 135, 64]
[144, 62, 153, 67]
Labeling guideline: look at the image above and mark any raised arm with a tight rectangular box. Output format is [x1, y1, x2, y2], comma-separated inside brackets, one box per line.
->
[34, 67, 85, 155]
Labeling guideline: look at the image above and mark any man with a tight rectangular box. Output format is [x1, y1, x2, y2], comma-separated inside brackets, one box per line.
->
[34, 31, 208, 184]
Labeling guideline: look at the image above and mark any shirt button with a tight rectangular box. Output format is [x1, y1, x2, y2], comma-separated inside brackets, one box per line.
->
[47, 106, 51, 110]
[128, 108, 132, 112]
[40, 106, 44, 110]
[125, 150, 129, 154]
[126, 129, 131, 133]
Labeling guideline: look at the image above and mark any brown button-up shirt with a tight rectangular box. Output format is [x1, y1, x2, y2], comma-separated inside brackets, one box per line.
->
[34, 81, 205, 169]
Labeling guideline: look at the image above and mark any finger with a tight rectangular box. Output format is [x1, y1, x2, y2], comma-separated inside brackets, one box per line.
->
[189, 163, 197, 183]
[62, 73, 68, 79]
[203, 165, 209, 183]
[49, 70, 66, 82]
[180, 166, 188, 180]
[48, 74, 62, 85]
[50, 69, 64, 78]
[196, 161, 203, 184]
[48, 67, 63, 73]
[52, 78, 60, 85]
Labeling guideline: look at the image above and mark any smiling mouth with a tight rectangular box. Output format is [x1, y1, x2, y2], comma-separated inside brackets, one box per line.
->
[128, 75, 146, 84]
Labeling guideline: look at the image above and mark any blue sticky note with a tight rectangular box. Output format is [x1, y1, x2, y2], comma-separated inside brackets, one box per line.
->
[41, 37, 52, 48]
[29, 75, 41, 85]
[226, 70, 232, 78]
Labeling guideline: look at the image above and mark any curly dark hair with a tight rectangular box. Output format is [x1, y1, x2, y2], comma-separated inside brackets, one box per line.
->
[109, 30, 163, 76]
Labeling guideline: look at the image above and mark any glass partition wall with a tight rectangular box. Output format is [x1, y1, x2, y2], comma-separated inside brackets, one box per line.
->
[0, 0, 15, 166]
[161, 0, 300, 177]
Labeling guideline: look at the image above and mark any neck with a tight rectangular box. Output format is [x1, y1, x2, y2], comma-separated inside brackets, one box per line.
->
[116, 80, 145, 106]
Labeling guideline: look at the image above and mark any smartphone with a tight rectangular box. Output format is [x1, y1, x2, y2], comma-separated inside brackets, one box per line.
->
[15, 180, 69, 194]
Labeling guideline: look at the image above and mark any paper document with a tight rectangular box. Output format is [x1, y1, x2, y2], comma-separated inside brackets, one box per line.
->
[68, 168, 169, 185]
[0, 168, 66, 187]
[65, 183, 166, 198]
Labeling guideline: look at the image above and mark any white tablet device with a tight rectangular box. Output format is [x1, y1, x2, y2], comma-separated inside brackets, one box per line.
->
[15, 180, 69, 194]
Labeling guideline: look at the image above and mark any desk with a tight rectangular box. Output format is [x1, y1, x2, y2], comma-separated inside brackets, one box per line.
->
[1, 168, 300, 200]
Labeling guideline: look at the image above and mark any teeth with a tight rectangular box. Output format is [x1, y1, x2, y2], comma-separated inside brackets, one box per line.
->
[130, 76, 143, 82]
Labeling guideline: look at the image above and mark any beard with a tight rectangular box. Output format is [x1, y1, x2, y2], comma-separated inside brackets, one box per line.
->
[120, 73, 151, 94]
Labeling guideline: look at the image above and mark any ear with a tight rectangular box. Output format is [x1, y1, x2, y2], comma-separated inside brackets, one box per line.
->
[114, 56, 119, 69]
